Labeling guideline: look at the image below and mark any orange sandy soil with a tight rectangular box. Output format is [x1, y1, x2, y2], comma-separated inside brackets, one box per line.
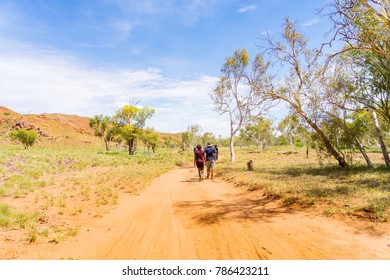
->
[2, 165, 390, 260]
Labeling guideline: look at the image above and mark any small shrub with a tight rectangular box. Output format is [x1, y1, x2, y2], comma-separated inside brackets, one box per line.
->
[15, 212, 30, 228]
[10, 129, 38, 149]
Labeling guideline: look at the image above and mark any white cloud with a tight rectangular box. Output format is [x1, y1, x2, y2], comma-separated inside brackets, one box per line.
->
[237, 4, 256, 14]
[0, 42, 230, 136]
[302, 18, 320, 27]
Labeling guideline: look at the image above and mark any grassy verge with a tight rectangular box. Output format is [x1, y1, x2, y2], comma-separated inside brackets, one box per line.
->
[0, 146, 193, 244]
[216, 147, 390, 222]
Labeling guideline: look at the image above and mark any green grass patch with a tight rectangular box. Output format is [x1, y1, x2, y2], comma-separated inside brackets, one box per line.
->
[0, 202, 37, 228]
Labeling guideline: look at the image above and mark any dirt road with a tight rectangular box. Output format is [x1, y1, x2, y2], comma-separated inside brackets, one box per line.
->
[20, 166, 390, 260]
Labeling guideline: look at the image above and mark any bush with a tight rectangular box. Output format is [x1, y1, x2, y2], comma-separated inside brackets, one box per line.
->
[10, 129, 38, 149]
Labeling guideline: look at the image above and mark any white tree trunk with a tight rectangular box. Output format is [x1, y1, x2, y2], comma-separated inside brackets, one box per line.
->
[370, 109, 390, 167]
[229, 135, 235, 163]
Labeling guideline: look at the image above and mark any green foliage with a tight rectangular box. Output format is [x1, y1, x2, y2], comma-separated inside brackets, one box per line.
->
[142, 127, 160, 153]
[115, 104, 155, 155]
[201, 132, 217, 147]
[181, 131, 191, 151]
[10, 129, 38, 149]
[239, 117, 273, 149]
[89, 115, 120, 151]
[180, 124, 202, 150]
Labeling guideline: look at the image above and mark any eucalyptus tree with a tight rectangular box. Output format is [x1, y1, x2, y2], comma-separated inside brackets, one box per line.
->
[240, 117, 274, 149]
[201, 132, 217, 147]
[329, 56, 390, 167]
[277, 114, 301, 147]
[142, 127, 160, 153]
[115, 104, 155, 155]
[251, 18, 349, 167]
[277, 113, 312, 156]
[323, 0, 390, 61]
[210, 48, 274, 162]
[180, 131, 191, 151]
[351, 52, 390, 125]
[89, 115, 119, 151]
[188, 124, 202, 149]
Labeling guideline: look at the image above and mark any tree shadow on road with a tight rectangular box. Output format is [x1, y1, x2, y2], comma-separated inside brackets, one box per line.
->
[174, 192, 290, 225]
[173, 191, 389, 237]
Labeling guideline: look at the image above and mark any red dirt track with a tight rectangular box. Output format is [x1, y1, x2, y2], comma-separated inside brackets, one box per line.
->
[17, 166, 390, 260]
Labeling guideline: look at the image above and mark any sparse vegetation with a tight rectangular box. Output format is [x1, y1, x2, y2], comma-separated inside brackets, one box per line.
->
[0, 145, 193, 249]
[217, 146, 390, 222]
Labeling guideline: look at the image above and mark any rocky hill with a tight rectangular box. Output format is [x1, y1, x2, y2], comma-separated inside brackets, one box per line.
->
[0, 106, 182, 149]
[0, 106, 99, 147]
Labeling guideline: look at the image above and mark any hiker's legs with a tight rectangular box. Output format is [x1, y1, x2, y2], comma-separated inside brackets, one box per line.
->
[198, 168, 203, 181]
[210, 160, 215, 179]
[206, 161, 211, 178]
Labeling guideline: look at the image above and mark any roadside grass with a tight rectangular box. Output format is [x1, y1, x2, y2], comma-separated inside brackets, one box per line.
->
[0, 146, 193, 245]
[0, 202, 38, 229]
[217, 147, 390, 222]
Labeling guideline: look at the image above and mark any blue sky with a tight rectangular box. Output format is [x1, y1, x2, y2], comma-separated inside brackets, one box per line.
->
[0, 0, 332, 137]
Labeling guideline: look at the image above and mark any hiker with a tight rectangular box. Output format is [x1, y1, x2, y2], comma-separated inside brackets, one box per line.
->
[214, 144, 219, 161]
[194, 144, 205, 181]
[204, 142, 217, 179]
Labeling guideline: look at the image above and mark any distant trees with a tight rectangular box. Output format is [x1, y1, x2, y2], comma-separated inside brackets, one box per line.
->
[88, 115, 119, 151]
[142, 127, 160, 153]
[239, 117, 273, 149]
[10, 129, 38, 149]
[201, 132, 217, 147]
[180, 124, 202, 151]
[89, 103, 157, 155]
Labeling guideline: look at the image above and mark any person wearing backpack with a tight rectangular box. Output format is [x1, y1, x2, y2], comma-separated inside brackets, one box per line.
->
[204, 142, 217, 179]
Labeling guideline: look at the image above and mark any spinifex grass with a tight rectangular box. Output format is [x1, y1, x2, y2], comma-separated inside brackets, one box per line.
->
[216, 147, 390, 222]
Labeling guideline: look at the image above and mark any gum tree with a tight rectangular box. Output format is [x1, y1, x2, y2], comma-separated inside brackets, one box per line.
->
[251, 18, 350, 167]
[89, 115, 119, 151]
[210, 48, 273, 162]
[115, 104, 155, 155]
